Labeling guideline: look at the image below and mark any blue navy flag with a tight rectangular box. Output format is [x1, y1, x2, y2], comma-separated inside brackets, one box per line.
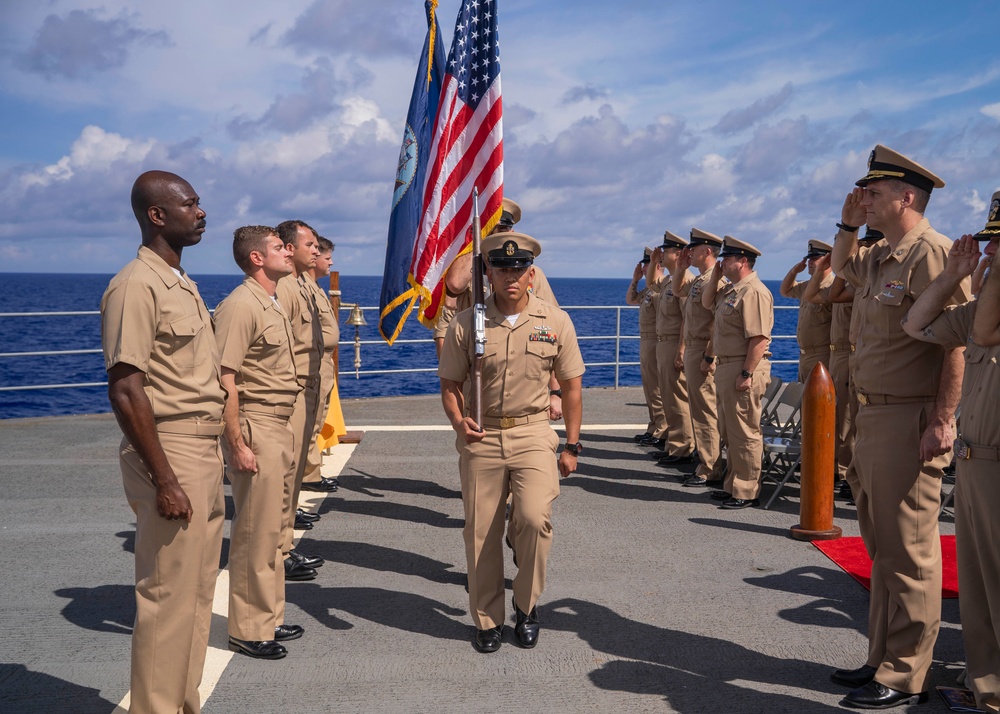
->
[379, 0, 446, 345]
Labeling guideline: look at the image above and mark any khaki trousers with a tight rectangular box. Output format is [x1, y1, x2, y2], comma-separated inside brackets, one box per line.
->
[120, 431, 224, 714]
[955, 460, 1000, 712]
[303, 354, 336, 485]
[639, 334, 666, 438]
[283, 381, 320, 555]
[829, 347, 853, 480]
[683, 343, 724, 479]
[716, 359, 769, 500]
[797, 347, 830, 383]
[457, 422, 560, 630]
[224, 411, 292, 639]
[655, 337, 694, 456]
[853, 400, 946, 694]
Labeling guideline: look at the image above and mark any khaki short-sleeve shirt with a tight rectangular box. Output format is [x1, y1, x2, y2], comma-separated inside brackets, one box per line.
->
[841, 219, 971, 397]
[922, 301, 1000, 447]
[638, 277, 662, 335]
[438, 293, 585, 418]
[214, 276, 299, 409]
[100, 246, 225, 422]
[276, 274, 323, 382]
[303, 274, 340, 353]
[712, 272, 774, 358]
[678, 271, 717, 344]
[788, 275, 834, 351]
[655, 270, 690, 338]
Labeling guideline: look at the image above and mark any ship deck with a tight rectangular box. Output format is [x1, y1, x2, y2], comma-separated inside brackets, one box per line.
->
[0, 387, 963, 713]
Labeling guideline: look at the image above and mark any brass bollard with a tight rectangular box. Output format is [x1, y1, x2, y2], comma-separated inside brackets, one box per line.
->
[791, 361, 842, 541]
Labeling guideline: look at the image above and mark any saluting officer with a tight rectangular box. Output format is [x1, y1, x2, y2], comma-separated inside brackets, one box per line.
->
[439, 232, 584, 654]
[780, 239, 834, 382]
[652, 230, 696, 465]
[701, 236, 773, 510]
[901, 197, 1000, 713]
[673, 228, 727, 487]
[101, 171, 225, 714]
[830, 145, 971, 709]
[626, 245, 667, 447]
[214, 226, 304, 660]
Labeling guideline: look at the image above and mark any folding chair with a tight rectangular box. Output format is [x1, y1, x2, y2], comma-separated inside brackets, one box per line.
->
[759, 381, 805, 508]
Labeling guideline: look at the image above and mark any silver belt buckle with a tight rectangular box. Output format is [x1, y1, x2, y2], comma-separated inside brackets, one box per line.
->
[954, 437, 970, 461]
[500, 416, 516, 429]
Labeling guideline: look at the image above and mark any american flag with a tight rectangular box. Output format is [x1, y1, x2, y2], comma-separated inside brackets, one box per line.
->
[412, 0, 503, 327]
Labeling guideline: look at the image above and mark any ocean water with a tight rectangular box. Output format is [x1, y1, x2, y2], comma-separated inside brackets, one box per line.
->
[0, 273, 800, 420]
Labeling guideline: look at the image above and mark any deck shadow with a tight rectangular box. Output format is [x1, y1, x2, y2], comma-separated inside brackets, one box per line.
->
[0, 664, 117, 714]
[544, 597, 846, 712]
[289, 585, 467, 641]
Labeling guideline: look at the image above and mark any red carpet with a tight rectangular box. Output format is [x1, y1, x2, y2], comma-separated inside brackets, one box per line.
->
[814, 536, 958, 599]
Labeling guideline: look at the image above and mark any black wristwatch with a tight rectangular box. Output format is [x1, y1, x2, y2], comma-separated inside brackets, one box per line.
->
[836, 222, 860, 233]
[741, 369, 752, 379]
[564, 442, 583, 456]
[549, 389, 562, 397]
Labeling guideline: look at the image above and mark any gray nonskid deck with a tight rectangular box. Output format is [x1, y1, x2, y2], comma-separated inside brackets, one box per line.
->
[0, 387, 964, 713]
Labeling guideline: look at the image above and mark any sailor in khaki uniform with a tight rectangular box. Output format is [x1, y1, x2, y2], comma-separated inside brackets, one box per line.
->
[439, 232, 584, 654]
[701, 236, 773, 509]
[780, 239, 834, 382]
[101, 171, 225, 714]
[275, 220, 326, 581]
[214, 226, 303, 660]
[673, 228, 727, 487]
[901, 198, 1000, 713]
[435, 198, 563, 419]
[830, 145, 971, 709]
[300, 235, 341, 496]
[627, 245, 667, 446]
[652, 231, 695, 465]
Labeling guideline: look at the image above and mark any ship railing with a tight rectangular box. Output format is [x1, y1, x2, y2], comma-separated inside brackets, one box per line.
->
[0, 305, 799, 393]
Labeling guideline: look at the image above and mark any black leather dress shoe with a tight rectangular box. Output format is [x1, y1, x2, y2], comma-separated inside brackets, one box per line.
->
[633, 432, 652, 443]
[831, 664, 877, 688]
[841, 681, 928, 709]
[228, 637, 287, 659]
[274, 624, 304, 641]
[720, 497, 759, 509]
[682, 476, 708, 487]
[293, 514, 314, 530]
[301, 477, 339, 493]
[296, 508, 320, 523]
[284, 557, 317, 581]
[659, 453, 696, 465]
[473, 625, 502, 653]
[288, 549, 324, 568]
[709, 489, 732, 501]
[512, 597, 540, 649]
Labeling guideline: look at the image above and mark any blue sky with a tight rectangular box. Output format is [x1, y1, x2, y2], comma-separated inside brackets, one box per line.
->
[1, 0, 998, 280]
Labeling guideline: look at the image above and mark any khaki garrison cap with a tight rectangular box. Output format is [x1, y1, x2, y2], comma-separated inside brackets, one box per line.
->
[689, 228, 723, 247]
[498, 197, 522, 227]
[482, 231, 540, 269]
[719, 235, 762, 258]
[661, 230, 688, 249]
[805, 239, 833, 258]
[855, 144, 945, 193]
[974, 190, 1000, 241]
